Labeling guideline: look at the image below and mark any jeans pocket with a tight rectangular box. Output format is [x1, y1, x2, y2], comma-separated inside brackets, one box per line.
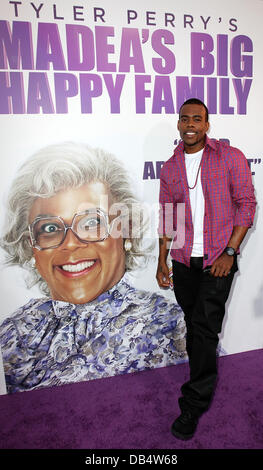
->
[215, 275, 230, 292]
[214, 272, 235, 297]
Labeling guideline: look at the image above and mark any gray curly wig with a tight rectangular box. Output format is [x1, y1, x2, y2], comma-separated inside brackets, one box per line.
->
[1, 142, 152, 296]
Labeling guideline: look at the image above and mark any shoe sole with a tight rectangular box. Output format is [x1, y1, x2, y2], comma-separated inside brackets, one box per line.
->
[171, 427, 195, 441]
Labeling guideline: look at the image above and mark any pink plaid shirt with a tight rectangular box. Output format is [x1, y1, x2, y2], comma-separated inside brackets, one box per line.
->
[158, 136, 256, 267]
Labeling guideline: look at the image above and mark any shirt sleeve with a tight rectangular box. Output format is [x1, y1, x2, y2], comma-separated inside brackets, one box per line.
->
[158, 166, 174, 237]
[228, 147, 257, 227]
[0, 318, 21, 391]
[132, 295, 187, 368]
[0, 318, 19, 359]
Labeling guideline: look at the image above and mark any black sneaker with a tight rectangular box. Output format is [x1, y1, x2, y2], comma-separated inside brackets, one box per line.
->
[171, 410, 199, 440]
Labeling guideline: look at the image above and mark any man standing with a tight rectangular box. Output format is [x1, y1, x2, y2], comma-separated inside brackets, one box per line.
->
[156, 98, 256, 440]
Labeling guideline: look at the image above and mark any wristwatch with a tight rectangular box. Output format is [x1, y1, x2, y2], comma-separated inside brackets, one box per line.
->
[224, 247, 236, 256]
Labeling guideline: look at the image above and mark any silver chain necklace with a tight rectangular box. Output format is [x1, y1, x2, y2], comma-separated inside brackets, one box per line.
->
[187, 159, 202, 190]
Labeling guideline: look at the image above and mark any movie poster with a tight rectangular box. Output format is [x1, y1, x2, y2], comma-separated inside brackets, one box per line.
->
[0, 0, 262, 394]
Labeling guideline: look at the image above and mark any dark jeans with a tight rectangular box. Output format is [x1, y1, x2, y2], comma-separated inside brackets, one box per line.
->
[172, 256, 238, 417]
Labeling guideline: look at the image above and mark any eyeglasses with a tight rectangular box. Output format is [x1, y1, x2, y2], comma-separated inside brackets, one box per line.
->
[29, 209, 122, 250]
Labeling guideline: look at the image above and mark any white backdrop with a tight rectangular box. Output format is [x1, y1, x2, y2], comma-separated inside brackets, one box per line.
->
[0, 0, 263, 394]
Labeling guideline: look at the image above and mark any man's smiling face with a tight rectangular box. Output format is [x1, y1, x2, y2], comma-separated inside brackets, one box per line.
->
[177, 103, 209, 154]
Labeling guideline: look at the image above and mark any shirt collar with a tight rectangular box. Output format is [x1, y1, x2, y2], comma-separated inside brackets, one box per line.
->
[173, 135, 216, 157]
[50, 274, 130, 318]
[205, 136, 217, 150]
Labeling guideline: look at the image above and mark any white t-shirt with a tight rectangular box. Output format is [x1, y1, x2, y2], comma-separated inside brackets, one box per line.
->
[184, 149, 204, 257]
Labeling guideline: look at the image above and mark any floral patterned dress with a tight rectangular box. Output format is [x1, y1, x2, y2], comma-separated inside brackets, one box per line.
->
[0, 275, 187, 393]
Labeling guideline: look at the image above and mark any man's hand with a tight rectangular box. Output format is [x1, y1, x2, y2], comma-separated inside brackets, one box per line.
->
[156, 236, 172, 287]
[210, 253, 234, 277]
[156, 259, 170, 288]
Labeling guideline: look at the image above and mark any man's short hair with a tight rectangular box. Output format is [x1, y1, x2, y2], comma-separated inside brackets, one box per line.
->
[179, 98, 209, 122]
